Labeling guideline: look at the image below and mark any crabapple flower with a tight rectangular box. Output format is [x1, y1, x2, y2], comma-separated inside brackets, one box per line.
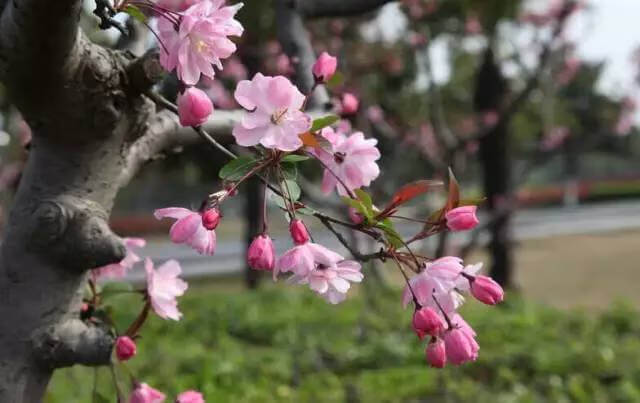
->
[445, 206, 479, 231]
[348, 207, 364, 224]
[313, 127, 380, 196]
[201, 208, 221, 230]
[176, 390, 205, 403]
[443, 325, 479, 365]
[115, 336, 137, 361]
[145, 258, 188, 321]
[130, 383, 166, 403]
[276, 243, 362, 303]
[340, 92, 359, 115]
[312, 52, 338, 82]
[471, 275, 504, 305]
[158, 0, 244, 85]
[232, 73, 311, 151]
[92, 238, 146, 281]
[412, 307, 445, 339]
[247, 234, 275, 271]
[289, 219, 310, 245]
[426, 338, 446, 368]
[402, 257, 467, 313]
[154, 207, 217, 255]
[178, 87, 213, 127]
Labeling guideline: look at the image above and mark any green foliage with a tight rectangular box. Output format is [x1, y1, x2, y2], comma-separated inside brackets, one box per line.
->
[46, 288, 640, 402]
[218, 156, 259, 181]
[310, 115, 340, 132]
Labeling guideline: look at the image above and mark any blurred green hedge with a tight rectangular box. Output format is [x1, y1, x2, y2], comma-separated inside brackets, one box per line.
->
[46, 284, 640, 402]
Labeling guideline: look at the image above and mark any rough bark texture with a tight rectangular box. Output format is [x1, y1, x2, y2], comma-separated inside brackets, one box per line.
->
[0, 2, 164, 401]
[474, 48, 514, 288]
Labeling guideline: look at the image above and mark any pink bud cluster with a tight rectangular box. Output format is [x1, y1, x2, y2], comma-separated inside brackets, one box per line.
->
[404, 258, 504, 367]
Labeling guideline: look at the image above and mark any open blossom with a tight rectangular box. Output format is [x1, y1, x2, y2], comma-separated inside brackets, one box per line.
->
[130, 383, 165, 403]
[232, 73, 311, 151]
[145, 258, 188, 321]
[92, 238, 146, 281]
[312, 127, 380, 196]
[158, 0, 244, 85]
[445, 206, 479, 231]
[276, 243, 363, 304]
[178, 87, 213, 127]
[154, 207, 217, 255]
[176, 390, 205, 403]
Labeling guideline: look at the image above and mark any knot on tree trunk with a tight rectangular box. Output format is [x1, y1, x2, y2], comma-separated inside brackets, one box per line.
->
[30, 196, 125, 271]
[33, 319, 114, 369]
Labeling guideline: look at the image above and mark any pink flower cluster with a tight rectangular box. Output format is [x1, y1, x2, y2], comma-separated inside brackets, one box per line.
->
[154, 207, 218, 255]
[245, 219, 363, 304]
[403, 258, 503, 367]
[156, 0, 244, 127]
[130, 383, 204, 403]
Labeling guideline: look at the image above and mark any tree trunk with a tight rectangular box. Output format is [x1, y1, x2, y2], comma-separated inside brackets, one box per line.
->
[474, 48, 514, 288]
[0, 2, 167, 400]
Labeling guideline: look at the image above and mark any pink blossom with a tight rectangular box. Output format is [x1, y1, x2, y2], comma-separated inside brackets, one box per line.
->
[312, 52, 338, 83]
[465, 15, 482, 35]
[115, 336, 137, 361]
[130, 382, 166, 403]
[247, 234, 275, 271]
[154, 207, 217, 255]
[289, 219, 310, 245]
[276, 243, 362, 303]
[366, 105, 385, 123]
[176, 390, 205, 403]
[275, 54, 293, 75]
[471, 275, 504, 305]
[412, 307, 445, 339]
[145, 258, 188, 321]
[156, 0, 197, 12]
[340, 93, 359, 115]
[232, 73, 312, 151]
[201, 208, 221, 230]
[443, 325, 479, 365]
[445, 206, 479, 231]
[178, 87, 213, 127]
[220, 56, 248, 81]
[313, 127, 380, 196]
[158, 0, 244, 85]
[425, 338, 446, 368]
[204, 80, 236, 109]
[92, 238, 146, 281]
[402, 257, 467, 314]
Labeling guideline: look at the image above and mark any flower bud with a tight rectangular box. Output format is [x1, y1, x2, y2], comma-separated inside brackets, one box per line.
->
[412, 307, 445, 339]
[289, 219, 310, 245]
[425, 338, 446, 368]
[177, 390, 205, 403]
[115, 336, 137, 362]
[312, 52, 338, 83]
[129, 382, 165, 403]
[445, 206, 479, 231]
[178, 87, 213, 127]
[443, 327, 479, 365]
[201, 208, 221, 230]
[248, 234, 275, 271]
[341, 93, 359, 115]
[470, 275, 504, 305]
[348, 207, 364, 225]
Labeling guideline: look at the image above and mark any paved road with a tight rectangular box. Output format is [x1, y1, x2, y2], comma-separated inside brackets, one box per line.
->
[128, 200, 640, 281]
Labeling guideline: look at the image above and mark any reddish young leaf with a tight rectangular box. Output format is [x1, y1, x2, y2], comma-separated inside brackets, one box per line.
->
[443, 168, 460, 212]
[377, 180, 443, 219]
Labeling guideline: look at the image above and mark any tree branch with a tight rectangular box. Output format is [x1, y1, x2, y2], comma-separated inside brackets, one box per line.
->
[34, 319, 114, 369]
[298, 0, 394, 19]
[275, 0, 330, 108]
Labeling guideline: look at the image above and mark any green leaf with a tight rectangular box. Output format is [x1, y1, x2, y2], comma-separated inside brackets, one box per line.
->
[341, 196, 374, 221]
[326, 71, 345, 90]
[354, 189, 374, 216]
[376, 219, 404, 249]
[219, 156, 259, 181]
[282, 179, 301, 202]
[281, 154, 310, 163]
[281, 161, 298, 180]
[310, 115, 340, 132]
[100, 282, 134, 300]
[123, 5, 148, 24]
